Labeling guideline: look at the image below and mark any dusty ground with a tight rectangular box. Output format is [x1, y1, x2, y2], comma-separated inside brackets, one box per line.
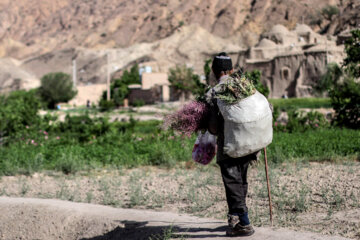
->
[0, 197, 352, 240]
[0, 162, 359, 239]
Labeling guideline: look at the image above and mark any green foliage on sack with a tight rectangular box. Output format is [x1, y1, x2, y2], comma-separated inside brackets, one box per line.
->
[39, 72, 77, 109]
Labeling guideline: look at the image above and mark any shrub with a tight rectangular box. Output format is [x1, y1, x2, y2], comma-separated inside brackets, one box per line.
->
[314, 63, 342, 94]
[329, 76, 360, 129]
[168, 65, 206, 99]
[131, 99, 145, 107]
[343, 29, 360, 78]
[100, 64, 140, 107]
[321, 5, 339, 21]
[39, 72, 77, 109]
[244, 70, 270, 98]
[0, 90, 42, 138]
[56, 114, 111, 142]
[316, 29, 360, 129]
[274, 109, 329, 133]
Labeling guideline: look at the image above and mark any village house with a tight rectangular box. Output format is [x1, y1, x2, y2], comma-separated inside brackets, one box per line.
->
[128, 68, 170, 105]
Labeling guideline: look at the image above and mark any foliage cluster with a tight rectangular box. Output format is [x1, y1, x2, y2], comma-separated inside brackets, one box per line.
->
[0, 90, 43, 139]
[39, 72, 77, 109]
[274, 110, 330, 133]
[317, 29, 360, 129]
[214, 73, 256, 104]
[168, 65, 206, 99]
[321, 5, 339, 21]
[244, 70, 270, 98]
[100, 64, 140, 110]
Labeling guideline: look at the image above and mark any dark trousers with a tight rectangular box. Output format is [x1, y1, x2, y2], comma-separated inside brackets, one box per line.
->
[218, 153, 257, 214]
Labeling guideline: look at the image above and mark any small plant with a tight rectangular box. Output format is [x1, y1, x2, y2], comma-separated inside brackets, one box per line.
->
[131, 99, 145, 107]
[321, 5, 339, 21]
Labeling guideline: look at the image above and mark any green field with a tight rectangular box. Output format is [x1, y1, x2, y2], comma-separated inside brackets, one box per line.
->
[269, 98, 331, 110]
[1, 119, 358, 176]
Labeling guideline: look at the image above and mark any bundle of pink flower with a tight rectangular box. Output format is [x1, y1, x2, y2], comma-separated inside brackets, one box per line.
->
[164, 101, 209, 136]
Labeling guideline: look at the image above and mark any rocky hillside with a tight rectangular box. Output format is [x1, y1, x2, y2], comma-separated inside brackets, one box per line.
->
[0, 0, 348, 59]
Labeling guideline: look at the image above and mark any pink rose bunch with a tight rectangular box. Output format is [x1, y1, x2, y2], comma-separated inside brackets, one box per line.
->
[164, 101, 209, 136]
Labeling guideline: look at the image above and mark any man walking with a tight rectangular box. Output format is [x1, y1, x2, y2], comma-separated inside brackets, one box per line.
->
[208, 52, 259, 237]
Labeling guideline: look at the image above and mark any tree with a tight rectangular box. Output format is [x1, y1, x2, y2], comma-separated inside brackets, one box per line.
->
[317, 29, 360, 129]
[315, 63, 342, 94]
[100, 64, 140, 109]
[244, 70, 270, 98]
[0, 90, 42, 137]
[168, 65, 205, 99]
[121, 64, 140, 85]
[321, 5, 339, 21]
[343, 29, 360, 78]
[39, 72, 77, 109]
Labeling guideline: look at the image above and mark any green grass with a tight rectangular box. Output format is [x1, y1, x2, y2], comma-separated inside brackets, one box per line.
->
[269, 98, 331, 111]
[266, 128, 360, 164]
[0, 123, 359, 175]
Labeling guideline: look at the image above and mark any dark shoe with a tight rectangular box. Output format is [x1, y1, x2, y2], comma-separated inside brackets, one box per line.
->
[226, 223, 255, 237]
[227, 214, 239, 228]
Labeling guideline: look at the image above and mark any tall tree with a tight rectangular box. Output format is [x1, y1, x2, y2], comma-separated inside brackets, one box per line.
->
[39, 72, 77, 109]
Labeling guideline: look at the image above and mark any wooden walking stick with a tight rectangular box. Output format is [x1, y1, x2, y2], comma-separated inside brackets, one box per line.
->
[264, 147, 273, 226]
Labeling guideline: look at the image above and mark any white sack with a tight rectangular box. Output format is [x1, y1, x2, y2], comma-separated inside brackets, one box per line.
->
[217, 91, 273, 158]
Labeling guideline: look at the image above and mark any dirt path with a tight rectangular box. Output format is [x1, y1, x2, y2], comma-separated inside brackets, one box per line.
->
[0, 197, 351, 240]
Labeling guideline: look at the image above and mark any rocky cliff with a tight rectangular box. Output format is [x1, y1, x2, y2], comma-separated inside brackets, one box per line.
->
[0, 0, 358, 98]
[0, 0, 346, 59]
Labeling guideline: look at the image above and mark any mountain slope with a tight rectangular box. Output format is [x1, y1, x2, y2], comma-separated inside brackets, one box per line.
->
[0, 0, 342, 59]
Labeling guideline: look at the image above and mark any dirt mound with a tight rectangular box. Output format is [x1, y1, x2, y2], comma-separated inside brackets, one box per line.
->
[0, 58, 39, 93]
[0, 197, 351, 240]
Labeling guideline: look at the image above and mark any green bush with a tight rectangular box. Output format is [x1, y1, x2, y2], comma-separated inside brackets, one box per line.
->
[329, 76, 360, 129]
[99, 99, 115, 112]
[343, 29, 360, 78]
[131, 99, 145, 107]
[168, 65, 206, 99]
[321, 5, 339, 21]
[0, 90, 42, 138]
[317, 30, 360, 129]
[56, 114, 111, 142]
[245, 70, 270, 98]
[39, 72, 77, 109]
[100, 64, 140, 107]
[275, 110, 330, 133]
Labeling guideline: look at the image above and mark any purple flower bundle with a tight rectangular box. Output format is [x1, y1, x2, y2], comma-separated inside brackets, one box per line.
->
[164, 101, 210, 136]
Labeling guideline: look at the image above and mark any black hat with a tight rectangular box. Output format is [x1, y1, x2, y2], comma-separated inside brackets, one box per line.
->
[212, 52, 233, 77]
